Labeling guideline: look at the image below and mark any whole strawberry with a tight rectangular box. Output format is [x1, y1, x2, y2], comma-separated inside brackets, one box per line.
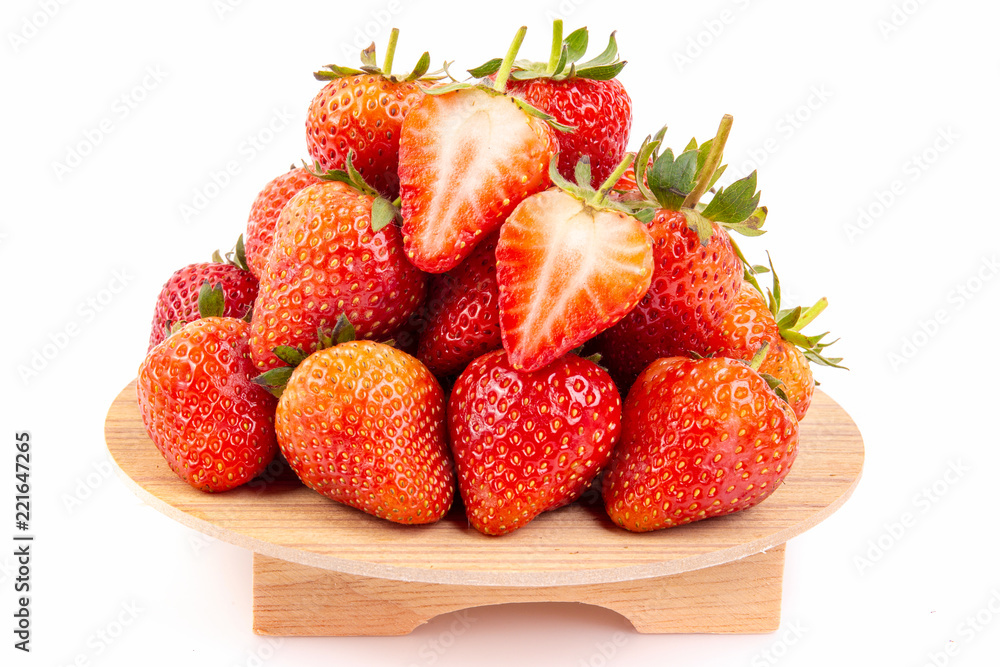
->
[398, 26, 556, 274]
[306, 30, 430, 200]
[483, 21, 632, 188]
[594, 118, 764, 390]
[147, 240, 258, 351]
[603, 355, 798, 532]
[138, 285, 278, 492]
[244, 166, 320, 279]
[249, 180, 427, 372]
[705, 263, 845, 420]
[416, 230, 503, 378]
[271, 327, 453, 524]
[448, 349, 622, 536]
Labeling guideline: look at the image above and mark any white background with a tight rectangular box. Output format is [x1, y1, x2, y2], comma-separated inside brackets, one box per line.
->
[2, 0, 998, 665]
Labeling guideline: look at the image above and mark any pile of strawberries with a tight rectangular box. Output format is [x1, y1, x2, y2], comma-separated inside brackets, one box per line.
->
[136, 23, 842, 536]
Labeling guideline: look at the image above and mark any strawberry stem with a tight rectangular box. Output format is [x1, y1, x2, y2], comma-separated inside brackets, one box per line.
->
[547, 20, 563, 74]
[683, 114, 733, 209]
[493, 26, 527, 93]
[790, 297, 828, 332]
[595, 152, 636, 202]
[383, 28, 399, 75]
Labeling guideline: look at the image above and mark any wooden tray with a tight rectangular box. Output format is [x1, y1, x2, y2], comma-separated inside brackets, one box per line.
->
[104, 380, 863, 635]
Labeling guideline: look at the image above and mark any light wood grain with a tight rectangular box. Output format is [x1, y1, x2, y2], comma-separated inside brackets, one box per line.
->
[105, 380, 863, 588]
[252, 544, 785, 635]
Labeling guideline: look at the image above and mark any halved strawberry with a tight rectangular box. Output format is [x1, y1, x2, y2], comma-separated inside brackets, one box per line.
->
[496, 157, 653, 372]
[398, 27, 558, 274]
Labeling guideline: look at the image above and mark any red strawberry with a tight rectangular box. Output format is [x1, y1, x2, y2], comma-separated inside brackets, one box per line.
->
[416, 230, 503, 377]
[245, 166, 320, 279]
[273, 336, 453, 524]
[760, 339, 814, 420]
[249, 180, 427, 371]
[496, 159, 653, 372]
[602, 356, 799, 532]
[448, 349, 621, 535]
[706, 262, 845, 420]
[594, 117, 764, 390]
[138, 288, 278, 492]
[148, 244, 258, 351]
[702, 281, 780, 361]
[491, 21, 632, 188]
[305, 31, 430, 199]
[398, 28, 556, 274]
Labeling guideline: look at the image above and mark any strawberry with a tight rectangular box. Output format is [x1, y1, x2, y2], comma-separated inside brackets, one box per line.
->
[702, 280, 780, 362]
[760, 339, 814, 420]
[147, 240, 258, 351]
[398, 27, 557, 274]
[137, 284, 278, 492]
[269, 321, 453, 524]
[306, 30, 432, 200]
[496, 155, 653, 372]
[244, 166, 320, 279]
[479, 21, 632, 188]
[594, 117, 765, 391]
[416, 230, 503, 378]
[719, 261, 845, 420]
[602, 355, 798, 532]
[448, 349, 621, 535]
[248, 180, 427, 372]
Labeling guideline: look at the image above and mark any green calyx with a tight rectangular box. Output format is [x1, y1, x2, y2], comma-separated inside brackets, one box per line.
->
[549, 152, 636, 215]
[424, 26, 575, 133]
[626, 116, 766, 245]
[197, 281, 226, 319]
[469, 20, 626, 83]
[745, 254, 847, 370]
[211, 234, 250, 272]
[313, 28, 446, 84]
[306, 153, 402, 232]
[252, 314, 358, 398]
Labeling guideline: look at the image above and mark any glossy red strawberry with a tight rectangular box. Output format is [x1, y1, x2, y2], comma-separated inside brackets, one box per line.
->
[244, 166, 320, 279]
[249, 180, 427, 371]
[760, 339, 814, 420]
[448, 349, 621, 535]
[497, 185, 653, 372]
[706, 264, 844, 420]
[495, 22, 632, 187]
[417, 230, 503, 377]
[595, 118, 764, 390]
[398, 28, 555, 274]
[138, 307, 278, 492]
[275, 338, 453, 524]
[306, 32, 430, 200]
[148, 246, 258, 351]
[602, 356, 798, 532]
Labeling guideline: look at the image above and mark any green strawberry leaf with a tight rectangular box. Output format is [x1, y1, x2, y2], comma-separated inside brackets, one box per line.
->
[371, 197, 401, 231]
[404, 52, 432, 82]
[681, 208, 715, 245]
[272, 345, 307, 366]
[647, 148, 699, 210]
[564, 27, 589, 63]
[197, 282, 225, 319]
[575, 61, 627, 81]
[576, 31, 619, 70]
[252, 367, 294, 398]
[701, 171, 760, 224]
[467, 58, 503, 79]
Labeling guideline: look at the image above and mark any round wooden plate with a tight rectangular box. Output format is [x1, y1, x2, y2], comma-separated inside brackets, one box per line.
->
[105, 380, 864, 587]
